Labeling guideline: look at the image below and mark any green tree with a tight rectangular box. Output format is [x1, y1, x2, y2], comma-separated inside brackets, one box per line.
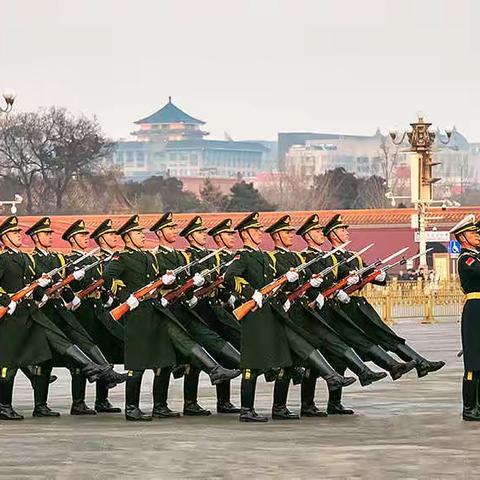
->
[200, 178, 228, 212]
[226, 181, 275, 212]
[310, 168, 358, 210]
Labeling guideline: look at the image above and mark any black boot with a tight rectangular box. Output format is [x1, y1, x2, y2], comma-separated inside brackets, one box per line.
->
[32, 366, 60, 417]
[216, 381, 241, 413]
[463, 373, 480, 421]
[88, 345, 127, 387]
[307, 350, 356, 391]
[264, 369, 279, 382]
[367, 345, 416, 381]
[152, 368, 180, 418]
[125, 370, 151, 421]
[240, 370, 267, 423]
[272, 368, 299, 420]
[172, 364, 188, 379]
[327, 386, 354, 415]
[0, 372, 23, 421]
[189, 345, 241, 386]
[342, 349, 387, 386]
[70, 369, 96, 415]
[291, 367, 305, 385]
[217, 343, 241, 369]
[183, 366, 211, 416]
[65, 345, 112, 384]
[95, 381, 121, 413]
[21, 366, 57, 387]
[395, 344, 445, 378]
[301, 370, 327, 417]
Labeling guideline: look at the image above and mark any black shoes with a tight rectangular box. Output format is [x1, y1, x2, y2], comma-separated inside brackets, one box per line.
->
[217, 401, 241, 414]
[95, 399, 121, 413]
[152, 404, 181, 418]
[359, 370, 388, 387]
[0, 405, 24, 420]
[209, 366, 241, 386]
[183, 402, 211, 416]
[71, 401, 97, 416]
[390, 360, 417, 381]
[33, 404, 60, 417]
[327, 402, 354, 415]
[272, 406, 300, 420]
[416, 360, 446, 378]
[463, 406, 480, 421]
[325, 373, 356, 391]
[301, 403, 328, 417]
[239, 408, 268, 423]
[125, 405, 152, 422]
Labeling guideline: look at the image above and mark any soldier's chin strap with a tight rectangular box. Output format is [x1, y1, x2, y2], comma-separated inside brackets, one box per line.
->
[100, 235, 116, 251]
[33, 233, 50, 251]
[125, 232, 142, 250]
[459, 232, 479, 251]
[70, 235, 83, 252]
[275, 231, 290, 249]
[306, 232, 324, 249]
[244, 229, 261, 247]
[2, 232, 21, 249]
[215, 233, 229, 249]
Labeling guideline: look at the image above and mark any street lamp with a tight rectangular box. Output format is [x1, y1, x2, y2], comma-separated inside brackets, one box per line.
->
[0, 194, 23, 214]
[389, 116, 452, 268]
[0, 91, 16, 113]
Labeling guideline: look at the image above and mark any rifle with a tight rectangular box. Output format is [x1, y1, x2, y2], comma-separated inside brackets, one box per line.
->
[232, 244, 350, 321]
[344, 248, 431, 295]
[0, 249, 98, 320]
[109, 248, 224, 321]
[45, 249, 108, 297]
[287, 243, 373, 304]
[78, 279, 105, 299]
[165, 258, 235, 304]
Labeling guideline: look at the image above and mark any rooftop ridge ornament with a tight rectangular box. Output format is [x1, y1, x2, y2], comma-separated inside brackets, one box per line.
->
[0, 90, 15, 113]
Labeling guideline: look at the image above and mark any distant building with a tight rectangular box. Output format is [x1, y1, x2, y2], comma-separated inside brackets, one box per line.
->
[110, 98, 269, 181]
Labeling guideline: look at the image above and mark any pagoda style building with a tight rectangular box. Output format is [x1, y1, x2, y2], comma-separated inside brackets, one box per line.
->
[110, 97, 268, 182]
[131, 97, 209, 142]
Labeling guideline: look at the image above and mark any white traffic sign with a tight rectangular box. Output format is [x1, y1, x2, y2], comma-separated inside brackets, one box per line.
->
[414, 231, 450, 243]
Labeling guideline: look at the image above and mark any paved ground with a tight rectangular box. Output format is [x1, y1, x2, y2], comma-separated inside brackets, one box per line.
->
[0, 318, 478, 480]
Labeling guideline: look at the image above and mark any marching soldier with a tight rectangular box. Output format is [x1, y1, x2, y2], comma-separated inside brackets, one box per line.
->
[0, 216, 116, 420]
[27, 217, 124, 416]
[151, 213, 241, 416]
[224, 212, 355, 422]
[452, 217, 480, 421]
[267, 214, 386, 418]
[62, 219, 124, 414]
[103, 215, 240, 421]
[324, 213, 445, 378]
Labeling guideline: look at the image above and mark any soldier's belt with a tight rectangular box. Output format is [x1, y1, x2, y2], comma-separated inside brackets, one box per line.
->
[466, 292, 480, 301]
[84, 291, 101, 300]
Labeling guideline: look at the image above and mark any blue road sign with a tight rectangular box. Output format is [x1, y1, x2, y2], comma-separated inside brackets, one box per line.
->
[448, 240, 461, 255]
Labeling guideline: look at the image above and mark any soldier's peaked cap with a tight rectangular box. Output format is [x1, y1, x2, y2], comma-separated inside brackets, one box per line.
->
[62, 219, 89, 241]
[25, 217, 54, 236]
[235, 212, 262, 232]
[208, 218, 235, 237]
[150, 212, 177, 232]
[116, 215, 143, 237]
[179, 215, 206, 238]
[265, 215, 295, 235]
[296, 214, 322, 237]
[323, 214, 349, 237]
[90, 219, 117, 240]
[450, 214, 477, 238]
[0, 216, 22, 237]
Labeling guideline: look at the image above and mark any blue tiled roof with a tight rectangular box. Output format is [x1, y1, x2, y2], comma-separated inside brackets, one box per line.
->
[164, 139, 269, 152]
[135, 98, 205, 125]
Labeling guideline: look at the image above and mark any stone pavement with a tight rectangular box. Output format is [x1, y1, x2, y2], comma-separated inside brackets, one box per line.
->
[0, 319, 478, 480]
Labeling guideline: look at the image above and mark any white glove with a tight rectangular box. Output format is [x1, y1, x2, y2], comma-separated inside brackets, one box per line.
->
[187, 296, 198, 308]
[286, 269, 299, 283]
[336, 289, 350, 304]
[162, 272, 176, 285]
[126, 294, 139, 311]
[193, 273, 205, 287]
[227, 295, 236, 309]
[73, 269, 85, 281]
[314, 293, 325, 310]
[376, 271, 386, 282]
[37, 294, 49, 308]
[346, 274, 360, 287]
[309, 275, 323, 288]
[7, 300, 17, 315]
[252, 290, 263, 309]
[160, 297, 169, 308]
[104, 296, 114, 308]
[70, 296, 81, 311]
[37, 275, 51, 288]
[283, 299, 291, 312]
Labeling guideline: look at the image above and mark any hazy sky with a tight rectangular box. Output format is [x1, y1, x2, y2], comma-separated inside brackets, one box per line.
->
[2, 0, 478, 141]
